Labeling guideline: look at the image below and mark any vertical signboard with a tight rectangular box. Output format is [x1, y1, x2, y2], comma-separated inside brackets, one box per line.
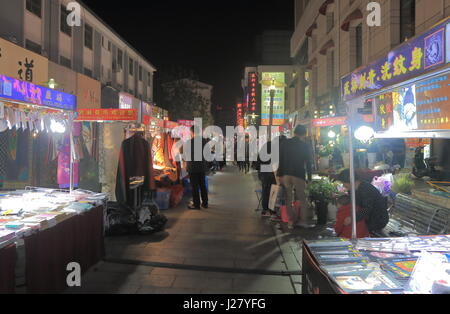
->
[248, 72, 257, 113]
[261, 72, 285, 126]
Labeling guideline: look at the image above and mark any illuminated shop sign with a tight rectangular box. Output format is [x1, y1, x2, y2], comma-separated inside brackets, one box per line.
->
[342, 20, 449, 101]
[248, 72, 257, 113]
[0, 74, 76, 111]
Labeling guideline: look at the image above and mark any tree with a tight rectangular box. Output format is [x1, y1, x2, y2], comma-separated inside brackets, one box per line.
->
[159, 79, 214, 127]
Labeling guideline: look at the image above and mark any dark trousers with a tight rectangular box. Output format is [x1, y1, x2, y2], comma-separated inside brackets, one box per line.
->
[260, 172, 276, 212]
[190, 172, 208, 207]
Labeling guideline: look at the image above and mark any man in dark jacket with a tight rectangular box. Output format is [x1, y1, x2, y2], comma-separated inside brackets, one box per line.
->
[278, 125, 313, 229]
[184, 126, 209, 210]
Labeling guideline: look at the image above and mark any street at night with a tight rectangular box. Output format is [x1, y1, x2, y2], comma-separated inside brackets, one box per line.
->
[2, 0, 450, 305]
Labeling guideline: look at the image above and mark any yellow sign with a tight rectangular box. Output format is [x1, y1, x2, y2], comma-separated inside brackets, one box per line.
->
[0, 37, 48, 85]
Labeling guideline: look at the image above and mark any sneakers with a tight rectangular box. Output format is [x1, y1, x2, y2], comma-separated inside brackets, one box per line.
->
[261, 211, 272, 218]
[287, 223, 295, 230]
[188, 205, 200, 210]
[202, 204, 208, 209]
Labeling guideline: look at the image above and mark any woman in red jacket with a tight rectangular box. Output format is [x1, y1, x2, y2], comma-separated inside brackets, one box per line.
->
[334, 195, 369, 239]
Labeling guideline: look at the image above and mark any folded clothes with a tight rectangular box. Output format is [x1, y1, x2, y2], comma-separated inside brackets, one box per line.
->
[64, 202, 93, 213]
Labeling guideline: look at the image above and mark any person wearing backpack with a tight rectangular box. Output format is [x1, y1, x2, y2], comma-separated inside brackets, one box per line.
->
[336, 169, 389, 235]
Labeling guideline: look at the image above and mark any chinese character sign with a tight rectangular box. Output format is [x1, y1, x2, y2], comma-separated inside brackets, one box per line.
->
[236, 103, 244, 127]
[0, 37, 48, 84]
[373, 71, 450, 132]
[342, 22, 447, 101]
[0, 74, 76, 111]
[75, 109, 137, 121]
[247, 72, 258, 113]
[261, 72, 285, 126]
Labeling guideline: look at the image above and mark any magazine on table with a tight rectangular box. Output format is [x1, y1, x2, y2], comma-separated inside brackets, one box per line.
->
[329, 269, 405, 294]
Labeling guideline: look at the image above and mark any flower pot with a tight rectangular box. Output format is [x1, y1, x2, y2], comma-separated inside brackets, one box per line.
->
[315, 201, 329, 226]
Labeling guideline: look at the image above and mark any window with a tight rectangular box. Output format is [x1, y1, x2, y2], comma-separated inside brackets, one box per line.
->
[326, 12, 334, 33]
[84, 68, 92, 77]
[117, 49, 123, 70]
[355, 24, 363, 68]
[60, 56, 71, 69]
[26, 0, 41, 18]
[139, 66, 142, 81]
[148, 73, 152, 86]
[400, 0, 416, 42]
[25, 39, 41, 55]
[60, 5, 72, 36]
[84, 24, 93, 50]
[129, 58, 134, 76]
[108, 41, 111, 52]
[328, 50, 335, 89]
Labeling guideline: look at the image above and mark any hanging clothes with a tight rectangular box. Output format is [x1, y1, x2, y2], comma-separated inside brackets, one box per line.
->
[115, 133, 155, 207]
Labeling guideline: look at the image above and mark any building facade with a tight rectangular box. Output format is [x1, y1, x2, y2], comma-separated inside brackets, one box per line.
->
[291, 0, 450, 125]
[0, 0, 156, 103]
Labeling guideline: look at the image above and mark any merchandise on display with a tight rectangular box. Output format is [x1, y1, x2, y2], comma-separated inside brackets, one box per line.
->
[304, 235, 450, 294]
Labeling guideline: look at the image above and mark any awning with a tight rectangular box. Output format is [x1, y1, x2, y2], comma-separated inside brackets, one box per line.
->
[306, 22, 318, 37]
[319, 39, 335, 55]
[341, 9, 363, 32]
[319, 0, 334, 15]
[306, 58, 317, 70]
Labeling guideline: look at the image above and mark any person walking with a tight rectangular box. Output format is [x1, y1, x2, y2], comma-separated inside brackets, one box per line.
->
[185, 126, 209, 210]
[257, 135, 286, 218]
[277, 125, 313, 230]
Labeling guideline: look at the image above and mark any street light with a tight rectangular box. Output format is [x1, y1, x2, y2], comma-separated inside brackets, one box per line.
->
[260, 78, 286, 138]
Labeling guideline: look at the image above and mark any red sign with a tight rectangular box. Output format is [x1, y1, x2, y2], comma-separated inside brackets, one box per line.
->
[177, 120, 195, 127]
[164, 121, 179, 129]
[312, 116, 347, 127]
[237, 103, 244, 127]
[248, 72, 257, 113]
[76, 109, 137, 121]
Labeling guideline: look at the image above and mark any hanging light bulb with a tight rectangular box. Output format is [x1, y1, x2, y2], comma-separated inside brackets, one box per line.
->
[354, 126, 375, 142]
[50, 119, 66, 133]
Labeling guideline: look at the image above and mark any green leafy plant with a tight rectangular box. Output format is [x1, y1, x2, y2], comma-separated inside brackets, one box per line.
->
[392, 174, 415, 195]
[307, 179, 338, 203]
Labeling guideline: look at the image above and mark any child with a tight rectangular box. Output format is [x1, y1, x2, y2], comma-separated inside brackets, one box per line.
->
[334, 195, 370, 239]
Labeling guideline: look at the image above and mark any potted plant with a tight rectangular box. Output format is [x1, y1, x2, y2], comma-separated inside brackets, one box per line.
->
[307, 179, 338, 225]
[391, 174, 415, 196]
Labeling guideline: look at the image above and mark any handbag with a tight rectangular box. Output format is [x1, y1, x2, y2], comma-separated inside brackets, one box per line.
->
[268, 184, 280, 211]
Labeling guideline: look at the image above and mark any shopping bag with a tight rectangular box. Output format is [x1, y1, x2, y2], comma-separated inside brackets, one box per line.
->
[293, 201, 301, 218]
[280, 205, 289, 223]
[268, 184, 280, 210]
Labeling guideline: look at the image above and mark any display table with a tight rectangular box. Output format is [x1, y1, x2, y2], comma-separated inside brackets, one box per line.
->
[302, 242, 343, 294]
[23, 206, 104, 294]
[302, 236, 450, 294]
[0, 244, 17, 294]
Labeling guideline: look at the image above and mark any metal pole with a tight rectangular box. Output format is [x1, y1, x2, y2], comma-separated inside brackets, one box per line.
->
[348, 123, 357, 240]
[69, 121, 74, 194]
[269, 89, 275, 139]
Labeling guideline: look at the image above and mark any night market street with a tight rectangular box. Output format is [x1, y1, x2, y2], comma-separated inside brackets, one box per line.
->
[65, 166, 310, 294]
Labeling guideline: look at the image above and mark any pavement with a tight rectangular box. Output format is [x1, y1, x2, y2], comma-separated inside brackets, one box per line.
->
[65, 166, 333, 294]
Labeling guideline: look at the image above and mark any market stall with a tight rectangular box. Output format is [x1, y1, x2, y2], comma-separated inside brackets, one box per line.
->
[302, 236, 450, 294]
[0, 74, 109, 293]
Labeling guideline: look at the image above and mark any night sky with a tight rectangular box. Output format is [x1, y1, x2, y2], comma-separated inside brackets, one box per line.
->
[81, 0, 294, 124]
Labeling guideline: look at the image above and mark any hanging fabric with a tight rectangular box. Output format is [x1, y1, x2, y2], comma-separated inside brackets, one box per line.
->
[116, 133, 155, 207]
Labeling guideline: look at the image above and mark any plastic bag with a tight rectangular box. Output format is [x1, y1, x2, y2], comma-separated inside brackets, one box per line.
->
[105, 202, 137, 236]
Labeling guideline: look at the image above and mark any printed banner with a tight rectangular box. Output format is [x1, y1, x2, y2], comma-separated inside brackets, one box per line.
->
[312, 116, 347, 127]
[75, 108, 137, 121]
[342, 20, 449, 101]
[261, 72, 285, 126]
[0, 74, 76, 111]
